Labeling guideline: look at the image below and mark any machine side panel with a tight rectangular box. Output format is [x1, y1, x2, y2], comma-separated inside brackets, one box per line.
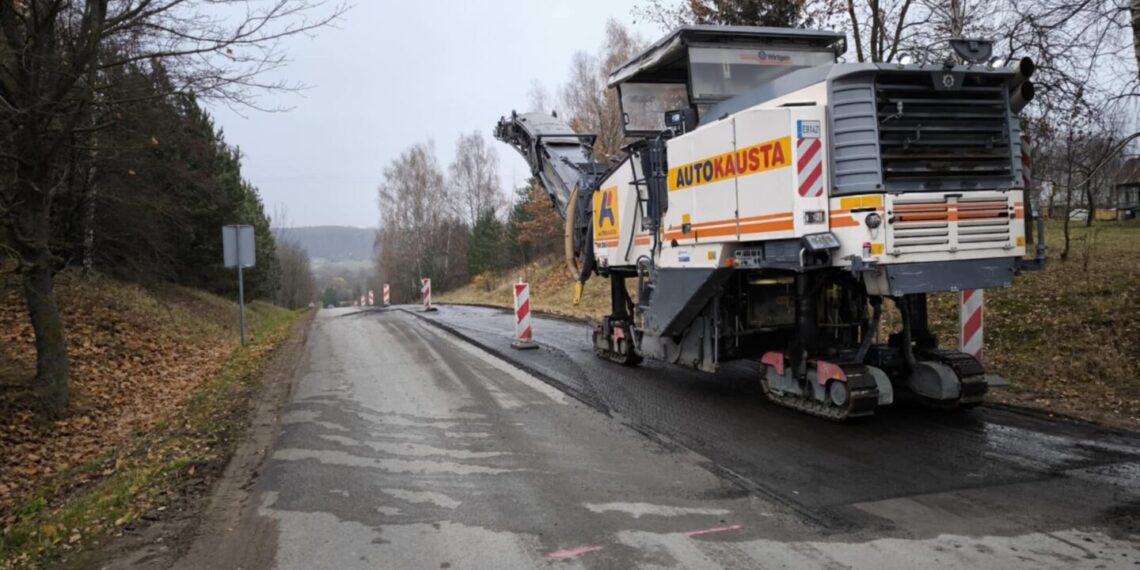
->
[592, 161, 639, 268]
[788, 106, 831, 238]
[732, 108, 796, 241]
[663, 120, 739, 246]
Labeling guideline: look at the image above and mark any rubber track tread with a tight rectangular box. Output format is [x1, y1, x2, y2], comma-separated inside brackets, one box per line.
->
[761, 364, 879, 421]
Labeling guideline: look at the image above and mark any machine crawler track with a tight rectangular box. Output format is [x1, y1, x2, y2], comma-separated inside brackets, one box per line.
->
[917, 349, 988, 409]
[592, 322, 643, 366]
[761, 363, 879, 421]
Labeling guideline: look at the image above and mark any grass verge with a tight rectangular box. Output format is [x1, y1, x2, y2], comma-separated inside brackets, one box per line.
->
[0, 296, 301, 569]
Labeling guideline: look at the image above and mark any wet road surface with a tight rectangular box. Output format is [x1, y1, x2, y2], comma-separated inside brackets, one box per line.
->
[208, 305, 1140, 568]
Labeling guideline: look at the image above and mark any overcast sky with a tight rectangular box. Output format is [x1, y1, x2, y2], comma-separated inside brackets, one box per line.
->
[209, 1, 661, 229]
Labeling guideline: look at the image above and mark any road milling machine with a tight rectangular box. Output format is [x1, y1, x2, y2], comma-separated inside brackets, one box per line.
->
[495, 26, 1045, 420]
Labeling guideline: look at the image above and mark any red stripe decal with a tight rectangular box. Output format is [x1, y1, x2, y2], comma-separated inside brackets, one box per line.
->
[799, 162, 823, 196]
[798, 139, 821, 174]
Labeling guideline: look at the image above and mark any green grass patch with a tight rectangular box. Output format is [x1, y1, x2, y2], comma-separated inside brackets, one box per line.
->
[0, 303, 301, 569]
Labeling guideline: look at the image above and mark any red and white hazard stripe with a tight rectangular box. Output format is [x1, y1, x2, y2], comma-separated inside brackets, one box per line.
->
[796, 136, 824, 198]
[383, 283, 390, 306]
[513, 282, 533, 343]
[421, 278, 432, 310]
[960, 289, 984, 362]
[368, 289, 374, 306]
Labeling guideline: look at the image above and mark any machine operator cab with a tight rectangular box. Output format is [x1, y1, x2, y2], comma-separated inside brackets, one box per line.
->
[607, 26, 846, 137]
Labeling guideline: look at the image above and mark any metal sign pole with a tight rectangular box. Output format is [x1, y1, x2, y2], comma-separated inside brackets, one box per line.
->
[223, 224, 255, 347]
[238, 264, 246, 346]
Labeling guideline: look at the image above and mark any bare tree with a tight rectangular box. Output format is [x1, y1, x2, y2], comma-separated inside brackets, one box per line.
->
[0, 0, 345, 416]
[378, 142, 468, 299]
[275, 239, 315, 309]
[560, 20, 645, 159]
[449, 131, 503, 226]
[634, 0, 812, 29]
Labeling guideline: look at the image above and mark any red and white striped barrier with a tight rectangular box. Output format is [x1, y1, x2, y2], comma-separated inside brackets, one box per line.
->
[960, 289, 984, 362]
[512, 282, 538, 350]
[368, 289, 374, 306]
[421, 278, 436, 312]
[360, 294, 365, 306]
[383, 283, 390, 306]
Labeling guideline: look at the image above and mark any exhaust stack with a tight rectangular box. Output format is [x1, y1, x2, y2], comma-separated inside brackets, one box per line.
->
[1010, 57, 1035, 86]
[1010, 80, 1035, 113]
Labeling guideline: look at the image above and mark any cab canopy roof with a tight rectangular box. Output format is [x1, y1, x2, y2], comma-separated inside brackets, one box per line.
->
[607, 25, 846, 88]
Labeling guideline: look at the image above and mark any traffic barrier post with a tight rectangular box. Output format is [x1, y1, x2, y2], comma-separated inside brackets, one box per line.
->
[511, 281, 538, 350]
[960, 289, 984, 362]
[421, 278, 437, 312]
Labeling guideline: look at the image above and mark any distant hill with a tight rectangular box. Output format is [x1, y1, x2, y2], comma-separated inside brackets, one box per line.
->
[274, 226, 376, 262]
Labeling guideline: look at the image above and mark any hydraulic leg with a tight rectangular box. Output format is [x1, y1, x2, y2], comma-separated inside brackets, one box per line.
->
[592, 274, 642, 366]
[897, 294, 988, 409]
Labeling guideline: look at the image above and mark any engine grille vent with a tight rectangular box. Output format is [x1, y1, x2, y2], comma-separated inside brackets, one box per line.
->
[875, 73, 1012, 182]
[888, 194, 1013, 254]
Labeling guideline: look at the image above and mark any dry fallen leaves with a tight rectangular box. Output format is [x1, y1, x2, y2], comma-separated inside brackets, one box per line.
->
[0, 275, 237, 516]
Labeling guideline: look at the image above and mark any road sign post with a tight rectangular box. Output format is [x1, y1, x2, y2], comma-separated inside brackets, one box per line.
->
[223, 225, 256, 346]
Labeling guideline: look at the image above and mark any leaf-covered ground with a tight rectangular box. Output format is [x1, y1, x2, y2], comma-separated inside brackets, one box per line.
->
[440, 222, 1140, 430]
[0, 273, 297, 567]
[926, 223, 1140, 429]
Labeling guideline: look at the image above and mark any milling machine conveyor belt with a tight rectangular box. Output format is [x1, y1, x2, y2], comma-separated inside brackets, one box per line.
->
[494, 112, 607, 221]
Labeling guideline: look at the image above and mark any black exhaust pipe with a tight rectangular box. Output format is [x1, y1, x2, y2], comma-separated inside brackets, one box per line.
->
[1011, 80, 1035, 113]
[1010, 57, 1035, 85]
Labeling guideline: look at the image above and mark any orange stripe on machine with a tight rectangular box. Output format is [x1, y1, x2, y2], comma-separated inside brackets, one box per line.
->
[664, 214, 793, 240]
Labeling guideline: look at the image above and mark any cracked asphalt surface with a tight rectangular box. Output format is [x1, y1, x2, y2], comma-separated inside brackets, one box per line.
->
[191, 305, 1140, 569]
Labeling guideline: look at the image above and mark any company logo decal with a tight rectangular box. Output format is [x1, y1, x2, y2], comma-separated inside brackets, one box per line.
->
[668, 136, 792, 192]
[593, 186, 621, 243]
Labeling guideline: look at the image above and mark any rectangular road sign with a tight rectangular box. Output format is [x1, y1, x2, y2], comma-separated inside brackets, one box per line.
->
[222, 225, 256, 268]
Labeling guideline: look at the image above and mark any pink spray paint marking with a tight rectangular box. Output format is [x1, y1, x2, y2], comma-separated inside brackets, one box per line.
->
[548, 545, 605, 560]
[685, 524, 742, 538]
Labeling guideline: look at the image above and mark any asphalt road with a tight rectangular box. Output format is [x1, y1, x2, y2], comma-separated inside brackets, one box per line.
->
[196, 305, 1140, 569]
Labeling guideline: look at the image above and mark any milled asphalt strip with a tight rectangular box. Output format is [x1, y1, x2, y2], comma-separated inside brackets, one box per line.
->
[399, 307, 613, 415]
[400, 306, 842, 530]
